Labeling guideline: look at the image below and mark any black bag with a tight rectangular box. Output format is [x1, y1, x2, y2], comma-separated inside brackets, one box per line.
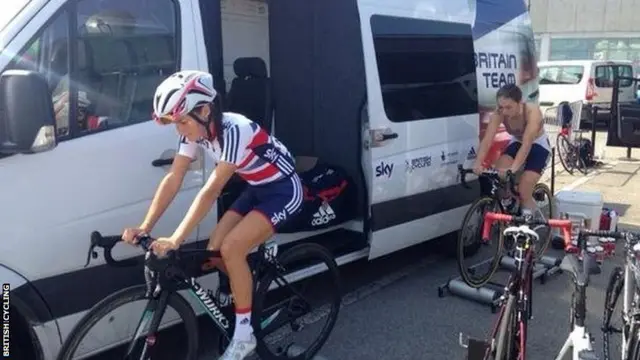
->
[578, 138, 596, 167]
[278, 161, 355, 233]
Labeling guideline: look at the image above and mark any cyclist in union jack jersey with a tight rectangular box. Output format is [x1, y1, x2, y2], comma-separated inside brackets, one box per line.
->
[122, 70, 302, 360]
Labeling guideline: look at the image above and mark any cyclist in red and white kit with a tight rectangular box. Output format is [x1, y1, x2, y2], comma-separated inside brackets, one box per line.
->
[122, 70, 302, 360]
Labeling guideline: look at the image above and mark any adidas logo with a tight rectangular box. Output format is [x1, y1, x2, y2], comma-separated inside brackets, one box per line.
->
[467, 146, 477, 160]
[311, 203, 336, 226]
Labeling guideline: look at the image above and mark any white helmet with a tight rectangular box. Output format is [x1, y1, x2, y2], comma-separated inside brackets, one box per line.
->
[152, 70, 217, 124]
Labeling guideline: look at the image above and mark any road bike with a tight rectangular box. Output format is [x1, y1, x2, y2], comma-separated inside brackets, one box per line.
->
[458, 212, 572, 359]
[56, 231, 342, 360]
[551, 228, 611, 360]
[556, 127, 589, 175]
[457, 165, 554, 288]
[600, 229, 640, 360]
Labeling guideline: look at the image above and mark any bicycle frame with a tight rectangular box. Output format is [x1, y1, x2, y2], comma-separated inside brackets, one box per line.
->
[463, 213, 572, 360]
[125, 241, 287, 356]
[459, 228, 536, 360]
[553, 261, 597, 360]
[501, 229, 536, 360]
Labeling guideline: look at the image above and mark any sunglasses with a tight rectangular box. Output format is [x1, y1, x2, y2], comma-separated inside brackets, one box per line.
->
[153, 113, 192, 125]
[153, 105, 205, 125]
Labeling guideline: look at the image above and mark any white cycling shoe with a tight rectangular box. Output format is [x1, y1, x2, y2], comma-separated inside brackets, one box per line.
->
[218, 335, 257, 360]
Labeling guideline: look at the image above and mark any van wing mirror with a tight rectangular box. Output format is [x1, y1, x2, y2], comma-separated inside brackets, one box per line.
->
[0, 70, 57, 154]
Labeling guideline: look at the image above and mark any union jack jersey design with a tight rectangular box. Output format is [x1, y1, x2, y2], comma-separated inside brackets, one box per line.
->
[177, 113, 296, 185]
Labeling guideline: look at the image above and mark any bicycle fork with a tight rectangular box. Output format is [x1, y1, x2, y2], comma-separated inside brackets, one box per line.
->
[125, 291, 171, 360]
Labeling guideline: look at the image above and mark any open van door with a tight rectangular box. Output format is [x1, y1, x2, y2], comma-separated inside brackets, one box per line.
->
[608, 76, 640, 148]
[358, 8, 480, 260]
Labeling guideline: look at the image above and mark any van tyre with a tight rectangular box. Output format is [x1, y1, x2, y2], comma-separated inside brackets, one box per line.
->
[56, 285, 198, 360]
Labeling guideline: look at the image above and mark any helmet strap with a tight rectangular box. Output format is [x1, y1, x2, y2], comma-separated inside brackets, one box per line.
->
[189, 111, 214, 141]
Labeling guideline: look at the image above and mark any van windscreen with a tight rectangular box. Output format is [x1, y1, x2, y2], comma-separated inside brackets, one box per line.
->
[538, 65, 584, 85]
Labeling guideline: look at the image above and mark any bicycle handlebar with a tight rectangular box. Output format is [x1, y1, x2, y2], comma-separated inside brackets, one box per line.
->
[458, 165, 518, 196]
[84, 231, 155, 268]
[482, 212, 573, 245]
[577, 229, 639, 241]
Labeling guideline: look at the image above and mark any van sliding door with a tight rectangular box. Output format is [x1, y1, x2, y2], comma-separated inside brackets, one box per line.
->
[357, 5, 480, 259]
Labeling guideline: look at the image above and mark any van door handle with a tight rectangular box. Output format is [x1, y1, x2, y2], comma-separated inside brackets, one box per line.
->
[369, 128, 399, 148]
[380, 132, 399, 140]
[152, 158, 174, 167]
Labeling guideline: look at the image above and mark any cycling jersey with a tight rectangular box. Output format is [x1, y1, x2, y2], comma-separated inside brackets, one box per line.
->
[177, 112, 296, 186]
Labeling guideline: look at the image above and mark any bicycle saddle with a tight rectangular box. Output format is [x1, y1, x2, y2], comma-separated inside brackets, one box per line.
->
[560, 252, 601, 286]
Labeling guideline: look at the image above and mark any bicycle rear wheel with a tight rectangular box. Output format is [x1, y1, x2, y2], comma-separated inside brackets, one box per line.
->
[576, 150, 589, 175]
[532, 183, 553, 258]
[493, 295, 519, 360]
[457, 196, 505, 288]
[252, 243, 342, 360]
[556, 133, 575, 175]
[56, 285, 198, 360]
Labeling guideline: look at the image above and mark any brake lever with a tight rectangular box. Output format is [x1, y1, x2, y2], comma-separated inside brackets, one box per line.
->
[458, 164, 472, 189]
[84, 235, 101, 268]
[84, 246, 97, 268]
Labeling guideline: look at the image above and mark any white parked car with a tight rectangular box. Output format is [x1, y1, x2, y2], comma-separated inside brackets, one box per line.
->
[538, 60, 635, 125]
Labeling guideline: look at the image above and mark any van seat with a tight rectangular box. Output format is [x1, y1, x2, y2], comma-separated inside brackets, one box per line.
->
[227, 57, 273, 132]
[126, 35, 177, 120]
[83, 36, 137, 122]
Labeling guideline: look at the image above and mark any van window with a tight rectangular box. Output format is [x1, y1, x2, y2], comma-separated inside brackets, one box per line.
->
[370, 15, 478, 122]
[5, 0, 179, 139]
[538, 65, 584, 85]
[595, 65, 633, 88]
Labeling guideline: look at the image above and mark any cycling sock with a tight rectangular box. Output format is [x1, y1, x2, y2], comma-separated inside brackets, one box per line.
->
[233, 307, 253, 341]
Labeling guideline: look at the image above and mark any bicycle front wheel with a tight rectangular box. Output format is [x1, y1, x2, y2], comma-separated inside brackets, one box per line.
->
[627, 326, 640, 360]
[56, 285, 198, 360]
[603, 266, 625, 360]
[457, 196, 505, 288]
[253, 243, 342, 360]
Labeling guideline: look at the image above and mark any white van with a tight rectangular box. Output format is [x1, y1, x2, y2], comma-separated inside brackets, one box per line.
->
[538, 60, 635, 124]
[0, 0, 537, 358]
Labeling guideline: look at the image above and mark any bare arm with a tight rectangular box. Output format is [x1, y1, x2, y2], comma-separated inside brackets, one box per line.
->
[475, 113, 502, 168]
[140, 154, 191, 232]
[511, 105, 543, 171]
[170, 161, 237, 245]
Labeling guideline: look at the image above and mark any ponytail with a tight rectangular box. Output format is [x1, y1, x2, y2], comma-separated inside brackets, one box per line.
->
[210, 96, 224, 148]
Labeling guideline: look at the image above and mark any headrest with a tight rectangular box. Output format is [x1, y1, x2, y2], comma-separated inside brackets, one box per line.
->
[84, 36, 133, 73]
[233, 57, 267, 78]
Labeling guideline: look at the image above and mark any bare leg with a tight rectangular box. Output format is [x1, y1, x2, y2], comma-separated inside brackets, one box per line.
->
[518, 170, 542, 213]
[220, 210, 274, 342]
[205, 209, 244, 273]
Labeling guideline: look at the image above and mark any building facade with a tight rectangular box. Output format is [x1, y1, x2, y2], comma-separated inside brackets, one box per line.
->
[530, 0, 640, 71]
